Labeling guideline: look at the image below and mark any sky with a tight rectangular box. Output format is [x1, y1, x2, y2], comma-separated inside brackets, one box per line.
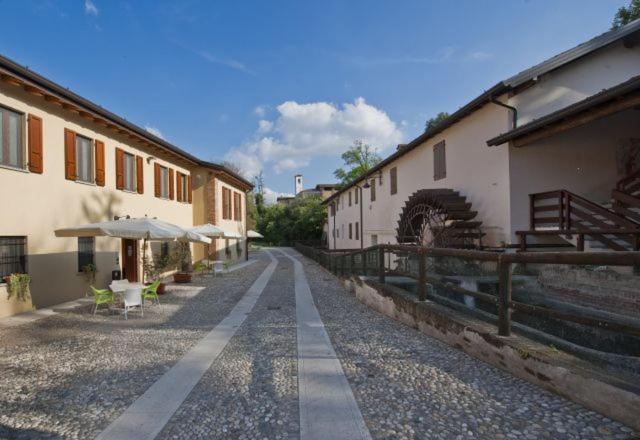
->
[0, 0, 629, 201]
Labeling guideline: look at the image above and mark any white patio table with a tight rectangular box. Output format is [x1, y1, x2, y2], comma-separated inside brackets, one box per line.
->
[109, 282, 145, 316]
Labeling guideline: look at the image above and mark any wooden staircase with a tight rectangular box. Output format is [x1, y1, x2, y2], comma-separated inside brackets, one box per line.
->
[518, 171, 640, 251]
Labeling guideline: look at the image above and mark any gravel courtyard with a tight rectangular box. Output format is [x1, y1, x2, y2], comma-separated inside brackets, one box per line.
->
[0, 249, 636, 439]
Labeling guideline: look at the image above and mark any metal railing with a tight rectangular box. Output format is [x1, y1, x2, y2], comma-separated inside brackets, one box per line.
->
[295, 242, 640, 340]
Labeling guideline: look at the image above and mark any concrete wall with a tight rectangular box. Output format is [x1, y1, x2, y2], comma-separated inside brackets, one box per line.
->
[509, 40, 640, 124]
[0, 83, 194, 311]
[329, 102, 512, 249]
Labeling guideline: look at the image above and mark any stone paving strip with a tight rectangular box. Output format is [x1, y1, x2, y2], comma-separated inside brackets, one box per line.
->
[158, 251, 300, 440]
[291, 248, 637, 440]
[279, 248, 372, 440]
[96, 251, 277, 440]
[0, 254, 270, 440]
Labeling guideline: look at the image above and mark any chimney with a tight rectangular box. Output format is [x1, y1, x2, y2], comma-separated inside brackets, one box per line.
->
[295, 174, 303, 195]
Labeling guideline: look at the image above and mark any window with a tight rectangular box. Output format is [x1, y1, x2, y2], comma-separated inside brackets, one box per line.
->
[77, 237, 95, 272]
[371, 234, 378, 246]
[159, 166, 169, 198]
[0, 106, 24, 169]
[370, 179, 376, 201]
[349, 223, 352, 239]
[355, 222, 359, 240]
[179, 173, 188, 202]
[222, 187, 232, 219]
[433, 140, 446, 180]
[75, 134, 94, 183]
[123, 152, 136, 191]
[0, 236, 27, 278]
[348, 191, 352, 206]
[355, 188, 359, 204]
[233, 192, 242, 221]
[390, 167, 398, 195]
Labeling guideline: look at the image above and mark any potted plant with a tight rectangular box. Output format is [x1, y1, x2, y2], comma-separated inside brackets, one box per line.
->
[143, 252, 171, 294]
[6, 273, 31, 302]
[81, 263, 97, 285]
[171, 242, 193, 283]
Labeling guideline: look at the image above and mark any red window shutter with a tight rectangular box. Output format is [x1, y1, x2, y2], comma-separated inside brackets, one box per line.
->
[136, 156, 144, 194]
[64, 128, 76, 180]
[27, 114, 43, 174]
[94, 140, 105, 186]
[176, 172, 183, 202]
[115, 148, 124, 189]
[169, 168, 174, 200]
[187, 175, 193, 204]
[154, 163, 161, 197]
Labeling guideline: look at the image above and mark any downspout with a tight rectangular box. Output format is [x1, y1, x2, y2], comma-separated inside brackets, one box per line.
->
[360, 186, 363, 249]
[490, 97, 517, 130]
[332, 201, 336, 250]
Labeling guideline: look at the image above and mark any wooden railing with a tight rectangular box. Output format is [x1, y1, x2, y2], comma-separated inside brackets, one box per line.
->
[294, 242, 640, 339]
[526, 189, 639, 251]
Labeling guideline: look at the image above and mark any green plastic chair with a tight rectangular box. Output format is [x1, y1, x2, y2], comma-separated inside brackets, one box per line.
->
[142, 280, 161, 306]
[90, 286, 114, 315]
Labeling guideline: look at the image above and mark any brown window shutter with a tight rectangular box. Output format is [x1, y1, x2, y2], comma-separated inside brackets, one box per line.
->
[115, 148, 124, 189]
[27, 114, 43, 174]
[390, 167, 397, 195]
[94, 140, 105, 186]
[176, 172, 183, 202]
[154, 163, 161, 197]
[64, 128, 76, 180]
[187, 175, 193, 204]
[169, 168, 174, 199]
[136, 156, 144, 194]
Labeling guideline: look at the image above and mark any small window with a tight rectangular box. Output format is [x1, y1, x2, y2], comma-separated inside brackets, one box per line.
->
[390, 167, 398, 195]
[78, 237, 95, 272]
[355, 188, 359, 204]
[0, 106, 24, 169]
[76, 134, 94, 183]
[370, 179, 376, 202]
[371, 234, 378, 246]
[355, 222, 359, 240]
[123, 152, 137, 191]
[348, 192, 352, 207]
[433, 140, 446, 181]
[159, 166, 169, 198]
[0, 236, 27, 278]
[349, 223, 353, 239]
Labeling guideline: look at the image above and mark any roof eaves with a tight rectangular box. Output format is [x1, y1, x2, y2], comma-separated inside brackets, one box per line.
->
[198, 160, 254, 189]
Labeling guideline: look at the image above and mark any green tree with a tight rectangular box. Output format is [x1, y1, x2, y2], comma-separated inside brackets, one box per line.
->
[256, 196, 327, 245]
[252, 171, 266, 216]
[425, 112, 450, 131]
[333, 140, 382, 186]
[612, 0, 640, 28]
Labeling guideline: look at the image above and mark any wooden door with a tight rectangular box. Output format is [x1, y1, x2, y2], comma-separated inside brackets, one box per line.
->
[122, 239, 138, 282]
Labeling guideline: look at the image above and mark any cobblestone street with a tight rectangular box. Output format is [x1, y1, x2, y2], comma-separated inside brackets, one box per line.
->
[0, 249, 636, 440]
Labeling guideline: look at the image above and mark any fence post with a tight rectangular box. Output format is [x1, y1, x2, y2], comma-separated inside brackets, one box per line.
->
[418, 251, 427, 301]
[497, 258, 512, 336]
[378, 246, 385, 283]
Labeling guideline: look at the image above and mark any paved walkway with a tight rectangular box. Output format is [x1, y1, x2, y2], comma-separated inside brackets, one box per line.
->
[0, 249, 636, 439]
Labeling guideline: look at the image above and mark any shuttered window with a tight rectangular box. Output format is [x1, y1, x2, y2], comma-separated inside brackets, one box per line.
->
[95, 140, 105, 186]
[76, 134, 93, 183]
[349, 223, 352, 239]
[123, 152, 136, 191]
[355, 188, 358, 204]
[355, 222, 359, 240]
[370, 179, 376, 201]
[27, 114, 43, 173]
[0, 106, 24, 170]
[159, 166, 169, 198]
[348, 191, 352, 206]
[390, 167, 397, 195]
[433, 140, 446, 181]
[233, 192, 242, 221]
[222, 187, 232, 220]
[168, 168, 174, 200]
[187, 175, 192, 204]
[136, 156, 144, 194]
[176, 171, 183, 202]
[115, 148, 124, 189]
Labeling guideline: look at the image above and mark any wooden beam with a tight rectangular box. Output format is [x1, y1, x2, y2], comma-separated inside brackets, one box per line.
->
[23, 85, 45, 96]
[62, 102, 80, 114]
[44, 95, 63, 105]
[79, 110, 94, 120]
[0, 74, 22, 87]
[514, 90, 640, 147]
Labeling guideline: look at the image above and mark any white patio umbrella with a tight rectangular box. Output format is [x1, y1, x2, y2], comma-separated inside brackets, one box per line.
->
[221, 229, 243, 239]
[189, 223, 225, 238]
[55, 217, 211, 282]
[247, 230, 264, 239]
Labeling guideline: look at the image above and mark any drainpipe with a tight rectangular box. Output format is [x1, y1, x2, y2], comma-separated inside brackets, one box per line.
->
[332, 201, 336, 250]
[360, 186, 364, 250]
[490, 98, 518, 130]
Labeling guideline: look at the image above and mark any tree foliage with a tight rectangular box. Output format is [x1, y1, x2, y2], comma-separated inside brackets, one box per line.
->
[425, 112, 450, 131]
[333, 140, 382, 186]
[612, 0, 640, 28]
[256, 196, 327, 245]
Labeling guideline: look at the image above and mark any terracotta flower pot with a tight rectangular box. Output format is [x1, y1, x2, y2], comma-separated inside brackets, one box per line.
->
[144, 282, 167, 294]
[173, 272, 192, 284]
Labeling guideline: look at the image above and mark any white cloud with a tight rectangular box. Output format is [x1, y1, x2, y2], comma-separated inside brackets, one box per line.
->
[225, 97, 403, 177]
[263, 187, 294, 205]
[144, 126, 165, 140]
[84, 0, 99, 16]
[254, 105, 267, 117]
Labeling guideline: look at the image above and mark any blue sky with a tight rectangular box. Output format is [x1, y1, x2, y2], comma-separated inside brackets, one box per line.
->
[0, 0, 628, 199]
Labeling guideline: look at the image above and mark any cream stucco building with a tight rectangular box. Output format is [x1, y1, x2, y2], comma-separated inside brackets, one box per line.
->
[327, 20, 640, 253]
[0, 54, 252, 318]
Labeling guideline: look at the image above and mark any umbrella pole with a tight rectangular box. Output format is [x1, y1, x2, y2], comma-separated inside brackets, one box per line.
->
[142, 238, 147, 284]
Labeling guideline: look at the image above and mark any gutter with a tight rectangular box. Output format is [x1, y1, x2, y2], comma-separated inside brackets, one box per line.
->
[490, 98, 518, 131]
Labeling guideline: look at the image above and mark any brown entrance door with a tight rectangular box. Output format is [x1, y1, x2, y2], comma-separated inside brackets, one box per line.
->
[122, 239, 138, 282]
